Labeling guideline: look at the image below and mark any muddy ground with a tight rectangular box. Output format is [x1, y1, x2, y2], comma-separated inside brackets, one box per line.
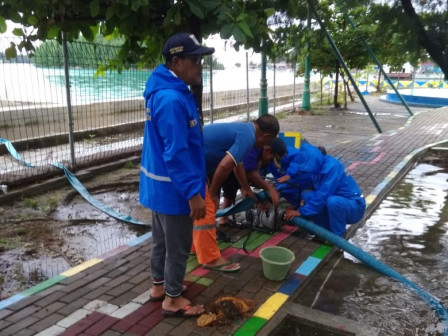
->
[0, 165, 150, 300]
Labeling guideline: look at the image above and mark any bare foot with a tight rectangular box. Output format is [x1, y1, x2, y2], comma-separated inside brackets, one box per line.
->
[217, 218, 228, 226]
[162, 296, 204, 317]
[149, 284, 164, 300]
[150, 284, 187, 301]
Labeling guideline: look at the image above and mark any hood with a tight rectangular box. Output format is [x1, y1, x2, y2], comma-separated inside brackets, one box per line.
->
[284, 142, 324, 174]
[143, 64, 190, 100]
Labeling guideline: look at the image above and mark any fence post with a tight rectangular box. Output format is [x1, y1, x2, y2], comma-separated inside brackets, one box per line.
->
[209, 56, 214, 124]
[293, 61, 296, 112]
[246, 52, 250, 121]
[62, 33, 76, 168]
[273, 60, 276, 115]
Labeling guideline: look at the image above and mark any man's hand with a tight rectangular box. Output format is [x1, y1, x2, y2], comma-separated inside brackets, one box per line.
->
[283, 208, 301, 221]
[189, 194, 206, 220]
[267, 185, 280, 206]
[277, 175, 291, 183]
[211, 193, 220, 212]
[241, 187, 257, 201]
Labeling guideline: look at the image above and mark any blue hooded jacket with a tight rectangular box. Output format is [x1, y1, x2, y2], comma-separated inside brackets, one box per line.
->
[139, 65, 206, 215]
[268, 142, 324, 191]
[300, 155, 363, 217]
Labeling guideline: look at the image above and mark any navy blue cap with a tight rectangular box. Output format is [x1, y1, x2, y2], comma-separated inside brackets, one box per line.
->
[162, 33, 215, 60]
[270, 138, 287, 158]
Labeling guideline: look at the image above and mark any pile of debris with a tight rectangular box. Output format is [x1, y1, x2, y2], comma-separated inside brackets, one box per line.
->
[197, 296, 255, 328]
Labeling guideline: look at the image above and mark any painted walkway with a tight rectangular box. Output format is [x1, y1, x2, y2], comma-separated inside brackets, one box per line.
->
[1, 96, 448, 335]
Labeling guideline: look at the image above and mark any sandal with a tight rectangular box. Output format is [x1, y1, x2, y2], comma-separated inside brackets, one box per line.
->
[162, 304, 204, 318]
[202, 262, 241, 273]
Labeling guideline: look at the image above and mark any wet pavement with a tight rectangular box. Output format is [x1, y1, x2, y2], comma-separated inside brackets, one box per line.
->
[1, 94, 447, 336]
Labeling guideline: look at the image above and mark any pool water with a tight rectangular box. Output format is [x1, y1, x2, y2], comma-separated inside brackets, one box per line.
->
[295, 149, 448, 335]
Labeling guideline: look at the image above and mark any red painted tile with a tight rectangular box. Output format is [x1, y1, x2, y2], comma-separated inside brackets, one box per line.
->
[138, 309, 164, 328]
[182, 282, 206, 301]
[84, 315, 120, 335]
[111, 311, 145, 332]
[127, 324, 151, 336]
[190, 267, 208, 277]
[134, 301, 161, 315]
[59, 319, 96, 336]
[111, 319, 133, 333]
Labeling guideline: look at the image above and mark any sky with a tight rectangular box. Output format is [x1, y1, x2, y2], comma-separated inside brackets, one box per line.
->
[204, 34, 262, 68]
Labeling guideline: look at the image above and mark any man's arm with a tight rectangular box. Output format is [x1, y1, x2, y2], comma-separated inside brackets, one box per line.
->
[234, 163, 256, 200]
[209, 154, 237, 209]
[246, 170, 279, 206]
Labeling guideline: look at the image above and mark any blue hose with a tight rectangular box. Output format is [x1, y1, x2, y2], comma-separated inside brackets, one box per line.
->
[292, 216, 448, 335]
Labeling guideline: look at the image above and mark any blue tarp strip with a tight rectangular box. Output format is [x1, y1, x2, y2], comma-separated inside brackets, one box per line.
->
[0, 138, 34, 168]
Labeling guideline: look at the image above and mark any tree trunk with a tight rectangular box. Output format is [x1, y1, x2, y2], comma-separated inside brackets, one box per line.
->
[333, 61, 341, 108]
[376, 69, 382, 92]
[400, 0, 448, 80]
[340, 71, 354, 102]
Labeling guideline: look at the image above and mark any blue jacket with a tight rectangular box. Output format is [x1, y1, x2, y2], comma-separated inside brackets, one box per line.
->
[300, 155, 363, 217]
[268, 142, 324, 191]
[139, 65, 206, 215]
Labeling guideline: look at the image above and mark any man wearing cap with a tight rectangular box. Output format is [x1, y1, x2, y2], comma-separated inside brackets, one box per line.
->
[139, 33, 214, 317]
[192, 114, 280, 272]
[270, 138, 366, 238]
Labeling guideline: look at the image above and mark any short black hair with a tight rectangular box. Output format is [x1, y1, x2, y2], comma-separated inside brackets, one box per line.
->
[255, 114, 279, 136]
[270, 138, 287, 158]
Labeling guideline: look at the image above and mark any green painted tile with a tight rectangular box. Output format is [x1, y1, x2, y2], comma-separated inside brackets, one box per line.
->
[242, 232, 272, 251]
[184, 274, 200, 283]
[218, 241, 233, 249]
[186, 259, 200, 273]
[232, 231, 270, 250]
[233, 316, 267, 336]
[196, 277, 213, 286]
[21, 275, 66, 296]
[311, 244, 332, 259]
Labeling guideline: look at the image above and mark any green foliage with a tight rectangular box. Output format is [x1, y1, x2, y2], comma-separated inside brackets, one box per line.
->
[23, 198, 38, 209]
[0, 0, 446, 77]
[34, 35, 123, 68]
[124, 161, 137, 169]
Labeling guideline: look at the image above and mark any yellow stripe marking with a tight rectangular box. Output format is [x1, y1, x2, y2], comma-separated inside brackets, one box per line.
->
[281, 132, 302, 148]
[253, 293, 288, 320]
[61, 259, 103, 277]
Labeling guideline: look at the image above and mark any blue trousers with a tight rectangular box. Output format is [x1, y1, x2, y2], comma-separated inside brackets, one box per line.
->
[306, 196, 366, 237]
[150, 211, 193, 298]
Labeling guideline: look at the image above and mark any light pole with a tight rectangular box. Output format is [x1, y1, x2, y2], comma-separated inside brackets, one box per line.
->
[301, 4, 311, 111]
[259, 51, 268, 116]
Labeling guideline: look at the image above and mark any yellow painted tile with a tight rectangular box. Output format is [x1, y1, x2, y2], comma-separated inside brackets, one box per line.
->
[61, 259, 103, 277]
[253, 293, 288, 320]
[365, 195, 376, 205]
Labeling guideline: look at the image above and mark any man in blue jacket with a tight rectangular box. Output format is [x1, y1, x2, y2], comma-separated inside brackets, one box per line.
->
[271, 138, 366, 237]
[139, 33, 214, 318]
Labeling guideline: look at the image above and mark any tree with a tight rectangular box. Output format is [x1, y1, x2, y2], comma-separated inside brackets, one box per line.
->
[399, 0, 448, 79]
[0, 0, 302, 119]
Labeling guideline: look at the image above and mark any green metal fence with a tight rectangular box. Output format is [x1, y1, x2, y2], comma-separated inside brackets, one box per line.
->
[0, 38, 305, 188]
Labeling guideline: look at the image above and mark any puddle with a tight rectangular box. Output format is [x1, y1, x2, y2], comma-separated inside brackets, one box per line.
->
[0, 167, 150, 300]
[294, 150, 448, 335]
